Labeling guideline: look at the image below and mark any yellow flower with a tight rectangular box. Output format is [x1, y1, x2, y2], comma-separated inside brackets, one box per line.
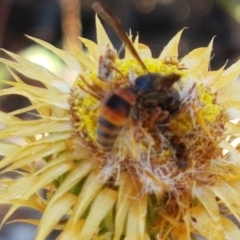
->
[1, 14, 240, 240]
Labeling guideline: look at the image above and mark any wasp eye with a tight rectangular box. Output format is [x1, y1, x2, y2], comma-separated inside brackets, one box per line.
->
[135, 74, 155, 91]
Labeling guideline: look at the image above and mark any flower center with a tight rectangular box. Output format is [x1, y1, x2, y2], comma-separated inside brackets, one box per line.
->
[69, 56, 224, 171]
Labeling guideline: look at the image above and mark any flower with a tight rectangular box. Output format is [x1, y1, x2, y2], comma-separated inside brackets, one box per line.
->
[1, 15, 240, 240]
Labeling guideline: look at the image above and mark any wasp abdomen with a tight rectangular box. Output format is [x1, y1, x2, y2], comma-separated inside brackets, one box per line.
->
[97, 87, 137, 151]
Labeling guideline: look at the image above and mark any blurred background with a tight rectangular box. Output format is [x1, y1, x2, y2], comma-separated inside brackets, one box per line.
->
[1, 0, 240, 117]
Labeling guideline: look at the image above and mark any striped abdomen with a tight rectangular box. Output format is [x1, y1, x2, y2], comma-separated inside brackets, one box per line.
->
[97, 87, 137, 151]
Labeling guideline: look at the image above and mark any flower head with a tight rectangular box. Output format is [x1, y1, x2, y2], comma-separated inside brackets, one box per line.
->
[1, 14, 240, 240]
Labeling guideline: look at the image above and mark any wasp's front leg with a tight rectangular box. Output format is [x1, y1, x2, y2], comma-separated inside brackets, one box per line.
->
[145, 107, 169, 130]
[132, 101, 145, 138]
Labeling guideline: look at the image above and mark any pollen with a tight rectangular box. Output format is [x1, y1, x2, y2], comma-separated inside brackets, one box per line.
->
[116, 57, 184, 77]
[75, 95, 99, 141]
[170, 83, 222, 134]
[198, 84, 221, 122]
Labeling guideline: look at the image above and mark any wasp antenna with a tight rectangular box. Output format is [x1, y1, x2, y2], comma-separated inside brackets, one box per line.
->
[92, 2, 148, 73]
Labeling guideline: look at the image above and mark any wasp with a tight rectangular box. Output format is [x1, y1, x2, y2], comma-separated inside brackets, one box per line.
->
[92, 2, 181, 151]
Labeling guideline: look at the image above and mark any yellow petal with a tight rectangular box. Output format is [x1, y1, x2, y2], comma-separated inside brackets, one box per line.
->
[70, 171, 106, 225]
[68, 41, 95, 71]
[134, 35, 152, 58]
[5, 68, 54, 116]
[125, 193, 147, 240]
[219, 140, 240, 163]
[96, 15, 113, 49]
[0, 163, 73, 229]
[124, 33, 134, 59]
[221, 216, 240, 240]
[26, 35, 81, 72]
[46, 160, 94, 210]
[159, 29, 185, 59]
[211, 182, 240, 223]
[0, 117, 70, 141]
[3, 78, 69, 109]
[225, 109, 240, 120]
[213, 59, 240, 89]
[36, 193, 77, 240]
[79, 37, 100, 61]
[204, 63, 226, 87]
[138, 43, 152, 58]
[0, 50, 69, 93]
[171, 227, 189, 240]
[0, 142, 19, 157]
[79, 188, 118, 240]
[225, 122, 240, 137]
[218, 79, 240, 107]
[59, 220, 84, 239]
[114, 172, 136, 240]
[0, 138, 71, 172]
[0, 161, 74, 203]
[181, 38, 214, 77]
[190, 206, 225, 240]
[0, 198, 45, 230]
[194, 187, 224, 236]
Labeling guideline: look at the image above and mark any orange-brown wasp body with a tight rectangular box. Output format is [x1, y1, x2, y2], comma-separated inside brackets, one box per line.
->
[97, 87, 137, 151]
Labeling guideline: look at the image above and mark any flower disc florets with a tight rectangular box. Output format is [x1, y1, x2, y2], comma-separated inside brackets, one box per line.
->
[69, 41, 225, 195]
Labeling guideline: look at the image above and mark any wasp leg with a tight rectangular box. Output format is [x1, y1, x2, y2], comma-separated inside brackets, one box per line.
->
[147, 107, 169, 130]
[133, 102, 143, 138]
[109, 65, 126, 79]
[79, 75, 103, 100]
